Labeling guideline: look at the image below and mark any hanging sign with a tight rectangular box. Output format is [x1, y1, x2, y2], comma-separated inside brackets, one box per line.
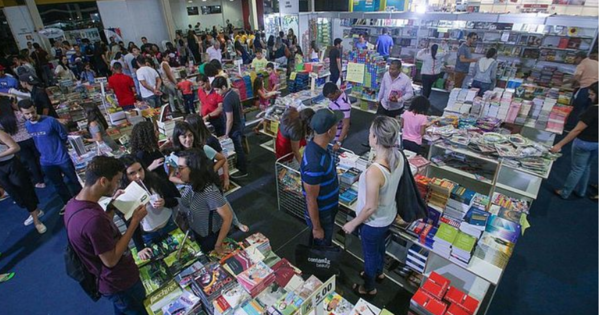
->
[346, 62, 365, 84]
[280, 0, 299, 14]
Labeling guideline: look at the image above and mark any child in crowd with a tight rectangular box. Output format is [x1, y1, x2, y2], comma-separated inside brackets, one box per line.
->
[80, 62, 96, 84]
[251, 49, 268, 72]
[294, 45, 304, 70]
[400, 96, 432, 154]
[323, 82, 351, 151]
[309, 41, 319, 62]
[266, 63, 280, 92]
[177, 70, 196, 114]
[252, 77, 277, 134]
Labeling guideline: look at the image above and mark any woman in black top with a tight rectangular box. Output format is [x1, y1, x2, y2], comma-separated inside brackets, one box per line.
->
[187, 30, 202, 63]
[94, 43, 110, 77]
[551, 81, 599, 200]
[130, 121, 167, 179]
[119, 155, 179, 260]
[267, 35, 275, 60]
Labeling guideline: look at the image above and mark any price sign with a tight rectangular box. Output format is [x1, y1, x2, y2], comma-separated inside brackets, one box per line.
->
[299, 276, 336, 315]
[346, 62, 365, 84]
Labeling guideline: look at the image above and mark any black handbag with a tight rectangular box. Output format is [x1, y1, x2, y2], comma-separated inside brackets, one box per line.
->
[395, 150, 428, 223]
[64, 208, 101, 302]
[294, 243, 342, 281]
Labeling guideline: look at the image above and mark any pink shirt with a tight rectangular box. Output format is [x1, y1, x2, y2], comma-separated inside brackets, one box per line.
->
[401, 111, 428, 145]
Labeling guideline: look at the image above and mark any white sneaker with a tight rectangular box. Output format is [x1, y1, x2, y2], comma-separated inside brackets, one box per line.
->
[35, 223, 47, 234]
[24, 210, 45, 226]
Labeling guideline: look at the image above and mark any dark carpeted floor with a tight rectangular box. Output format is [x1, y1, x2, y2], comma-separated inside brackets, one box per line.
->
[0, 90, 597, 314]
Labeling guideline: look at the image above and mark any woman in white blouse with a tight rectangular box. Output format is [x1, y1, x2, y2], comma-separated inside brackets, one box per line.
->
[416, 43, 448, 98]
[54, 56, 76, 81]
[343, 116, 404, 297]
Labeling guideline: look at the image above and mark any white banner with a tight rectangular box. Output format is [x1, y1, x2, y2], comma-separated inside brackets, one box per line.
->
[280, 0, 299, 14]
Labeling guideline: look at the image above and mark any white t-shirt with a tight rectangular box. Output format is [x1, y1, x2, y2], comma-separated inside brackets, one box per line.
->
[356, 158, 404, 227]
[206, 47, 222, 63]
[137, 66, 160, 98]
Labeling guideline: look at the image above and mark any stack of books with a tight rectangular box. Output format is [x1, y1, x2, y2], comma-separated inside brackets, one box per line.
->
[459, 207, 490, 238]
[271, 259, 302, 288]
[406, 244, 429, 274]
[255, 283, 288, 311]
[162, 290, 202, 315]
[432, 223, 459, 258]
[190, 262, 238, 315]
[237, 261, 276, 297]
[485, 215, 522, 244]
[546, 104, 573, 134]
[245, 233, 272, 255]
[428, 178, 455, 210]
[449, 232, 478, 268]
[414, 174, 431, 199]
[268, 292, 304, 315]
[222, 246, 265, 276]
[322, 293, 355, 315]
[350, 298, 382, 315]
[213, 284, 252, 315]
[443, 286, 480, 315]
[474, 232, 515, 269]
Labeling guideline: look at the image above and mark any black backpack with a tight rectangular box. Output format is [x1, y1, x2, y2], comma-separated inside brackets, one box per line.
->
[64, 208, 101, 302]
[395, 150, 428, 223]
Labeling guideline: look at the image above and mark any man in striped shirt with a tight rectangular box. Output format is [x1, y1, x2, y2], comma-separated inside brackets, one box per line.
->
[301, 109, 343, 246]
[324, 82, 351, 152]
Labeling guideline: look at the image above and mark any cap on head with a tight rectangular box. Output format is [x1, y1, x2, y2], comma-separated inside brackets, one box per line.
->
[19, 74, 38, 85]
[310, 108, 343, 135]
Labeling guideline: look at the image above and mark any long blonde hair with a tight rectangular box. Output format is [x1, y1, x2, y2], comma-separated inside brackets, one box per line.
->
[371, 116, 401, 170]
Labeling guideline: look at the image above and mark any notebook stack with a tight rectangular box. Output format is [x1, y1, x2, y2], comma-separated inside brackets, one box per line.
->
[546, 104, 573, 134]
[406, 243, 429, 274]
[459, 207, 490, 238]
[449, 232, 478, 268]
[428, 178, 455, 210]
[237, 261, 276, 297]
[432, 223, 459, 258]
[245, 232, 272, 255]
[414, 174, 432, 199]
[222, 246, 265, 276]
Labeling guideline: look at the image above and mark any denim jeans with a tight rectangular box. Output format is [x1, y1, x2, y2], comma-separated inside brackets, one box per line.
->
[143, 95, 160, 108]
[209, 115, 226, 137]
[183, 94, 196, 114]
[305, 208, 338, 247]
[132, 75, 141, 97]
[230, 130, 247, 174]
[41, 161, 82, 205]
[471, 80, 492, 96]
[360, 224, 391, 291]
[559, 138, 599, 198]
[104, 280, 148, 315]
[141, 218, 177, 246]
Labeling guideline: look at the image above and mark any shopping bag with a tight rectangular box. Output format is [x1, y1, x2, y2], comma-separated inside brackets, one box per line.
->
[294, 244, 342, 280]
[395, 150, 428, 223]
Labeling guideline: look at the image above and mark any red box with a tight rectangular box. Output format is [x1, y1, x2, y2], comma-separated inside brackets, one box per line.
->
[445, 303, 470, 315]
[412, 289, 447, 315]
[422, 272, 451, 300]
[443, 286, 479, 315]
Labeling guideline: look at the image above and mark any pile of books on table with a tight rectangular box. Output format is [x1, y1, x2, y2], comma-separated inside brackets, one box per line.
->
[409, 272, 480, 315]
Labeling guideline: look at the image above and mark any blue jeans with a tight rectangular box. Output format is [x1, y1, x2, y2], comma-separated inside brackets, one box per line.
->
[132, 75, 141, 98]
[143, 95, 160, 108]
[141, 218, 177, 246]
[471, 80, 492, 96]
[183, 94, 195, 114]
[230, 130, 247, 174]
[360, 224, 391, 291]
[42, 161, 82, 205]
[305, 208, 338, 247]
[560, 138, 599, 198]
[104, 280, 148, 315]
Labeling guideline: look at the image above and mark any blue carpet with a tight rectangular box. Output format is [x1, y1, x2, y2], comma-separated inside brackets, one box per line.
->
[0, 98, 597, 314]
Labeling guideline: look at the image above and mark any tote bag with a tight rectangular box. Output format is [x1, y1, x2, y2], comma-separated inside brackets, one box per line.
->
[395, 150, 428, 223]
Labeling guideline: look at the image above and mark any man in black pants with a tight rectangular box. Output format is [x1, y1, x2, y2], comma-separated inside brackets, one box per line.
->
[329, 38, 343, 85]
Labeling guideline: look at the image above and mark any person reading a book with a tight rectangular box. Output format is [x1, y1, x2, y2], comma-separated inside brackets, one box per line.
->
[551, 81, 598, 200]
[170, 121, 248, 232]
[64, 156, 148, 314]
[119, 155, 180, 260]
[342, 116, 404, 297]
[83, 104, 120, 152]
[400, 96, 434, 154]
[176, 149, 233, 254]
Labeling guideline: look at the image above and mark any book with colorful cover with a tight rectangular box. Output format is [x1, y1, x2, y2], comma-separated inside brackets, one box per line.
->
[192, 262, 237, 302]
[350, 298, 382, 315]
[256, 283, 288, 310]
[485, 215, 521, 243]
[240, 299, 265, 315]
[262, 250, 282, 267]
[245, 232, 271, 254]
[294, 275, 323, 300]
[175, 261, 205, 288]
[271, 292, 304, 315]
[213, 284, 252, 315]
[223, 246, 265, 276]
[271, 258, 302, 288]
[210, 238, 244, 262]
[144, 281, 183, 315]
[237, 261, 276, 296]
[162, 291, 201, 315]
[452, 232, 477, 253]
[323, 293, 354, 315]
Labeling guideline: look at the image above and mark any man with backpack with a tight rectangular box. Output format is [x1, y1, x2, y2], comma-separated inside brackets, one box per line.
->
[64, 156, 148, 314]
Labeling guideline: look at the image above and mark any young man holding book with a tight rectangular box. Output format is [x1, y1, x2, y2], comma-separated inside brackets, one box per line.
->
[64, 156, 148, 314]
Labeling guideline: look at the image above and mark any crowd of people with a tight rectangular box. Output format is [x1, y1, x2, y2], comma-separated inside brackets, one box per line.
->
[0, 19, 597, 315]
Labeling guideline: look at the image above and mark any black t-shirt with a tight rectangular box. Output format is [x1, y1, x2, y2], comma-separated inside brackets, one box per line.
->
[207, 135, 223, 153]
[31, 86, 58, 118]
[223, 90, 243, 135]
[329, 47, 340, 74]
[578, 105, 598, 142]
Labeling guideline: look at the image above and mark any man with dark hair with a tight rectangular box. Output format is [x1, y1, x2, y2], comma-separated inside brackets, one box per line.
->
[356, 34, 368, 50]
[64, 156, 148, 314]
[377, 59, 414, 117]
[140, 37, 153, 54]
[18, 99, 81, 213]
[301, 108, 343, 246]
[329, 38, 343, 85]
[454, 32, 479, 89]
[30, 43, 53, 86]
[107, 62, 136, 110]
[137, 57, 162, 108]
[212, 76, 247, 178]
[375, 28, 393, 60]
[19, 74, 59, 118]
[323, 82, 351, 151]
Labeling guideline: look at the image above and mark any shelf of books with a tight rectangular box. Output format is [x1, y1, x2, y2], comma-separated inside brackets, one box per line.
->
[137, 230, 393, 315]
[335, 12, 598, 92]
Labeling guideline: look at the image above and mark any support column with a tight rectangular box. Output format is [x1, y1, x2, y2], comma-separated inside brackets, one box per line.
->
[249, 0, 260, 30]
[160, 0, 177, 40]
[23, 0, 51, 51]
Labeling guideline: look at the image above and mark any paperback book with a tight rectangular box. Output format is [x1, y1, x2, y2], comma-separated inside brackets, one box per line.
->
[237, 261, 276, 297]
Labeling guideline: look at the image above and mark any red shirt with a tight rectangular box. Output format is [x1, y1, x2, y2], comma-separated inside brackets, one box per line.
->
[198, 88, 224, 117]
[177, 80, 194, 95]
[108, 73, 135, 107]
